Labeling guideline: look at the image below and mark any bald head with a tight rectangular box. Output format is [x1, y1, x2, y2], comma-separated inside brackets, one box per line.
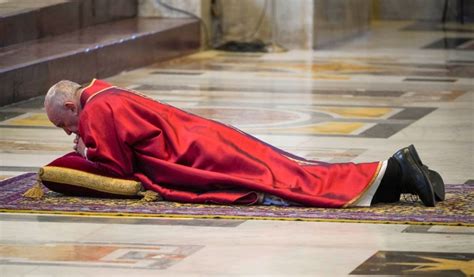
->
[44, 80, 81, 110]
[45, 80, 82, 135]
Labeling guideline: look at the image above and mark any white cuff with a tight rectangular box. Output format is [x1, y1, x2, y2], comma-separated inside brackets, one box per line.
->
[350, 160, 388, 207]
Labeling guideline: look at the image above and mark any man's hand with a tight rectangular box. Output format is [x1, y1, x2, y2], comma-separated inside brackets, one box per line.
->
[73, 135, 87, 158]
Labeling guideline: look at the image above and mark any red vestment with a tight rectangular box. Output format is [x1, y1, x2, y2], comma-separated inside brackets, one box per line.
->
[78, 79, 382, 207]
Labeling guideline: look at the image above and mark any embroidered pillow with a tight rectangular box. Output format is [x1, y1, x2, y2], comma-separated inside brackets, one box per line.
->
[38, 152, 142, 198]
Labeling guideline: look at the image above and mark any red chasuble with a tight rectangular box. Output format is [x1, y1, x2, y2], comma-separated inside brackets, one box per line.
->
[78, 79, 382, 207]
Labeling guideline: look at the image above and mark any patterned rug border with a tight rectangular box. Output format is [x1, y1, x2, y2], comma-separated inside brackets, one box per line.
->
[1, 209, 472, 227]
[1, 173, 473, 226]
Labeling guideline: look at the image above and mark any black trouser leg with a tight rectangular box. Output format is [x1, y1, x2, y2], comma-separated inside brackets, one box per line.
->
[371, 157, 402, 204]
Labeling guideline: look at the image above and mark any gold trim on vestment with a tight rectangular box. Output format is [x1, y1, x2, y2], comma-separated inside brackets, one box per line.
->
[343, 162, 383, 208]
[39, 166, 142, 196]
[121, 87, 155, 101]
[85, 87, 115, 104]
[81, 78, 97, 93]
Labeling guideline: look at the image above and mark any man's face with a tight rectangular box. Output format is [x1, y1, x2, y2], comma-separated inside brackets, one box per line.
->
[47, 103, 80, 136]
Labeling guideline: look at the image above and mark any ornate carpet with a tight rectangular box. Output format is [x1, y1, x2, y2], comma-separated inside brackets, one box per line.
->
[1, 173, 473, 226]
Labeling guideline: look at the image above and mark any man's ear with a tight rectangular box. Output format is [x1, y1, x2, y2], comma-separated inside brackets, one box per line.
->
[64, 101, 76, 112]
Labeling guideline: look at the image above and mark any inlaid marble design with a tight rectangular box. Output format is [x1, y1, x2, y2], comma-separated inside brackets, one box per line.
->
[150, 71, 204, 76]
[160, 104, 428, 138]
[0, 140, 70, 153]
[0, 166, 39, 172]
[404, 78, 457, 83]
[350, 251, 474, 276]
[131, 83, 465, 103]
[402, 225, 474, 235]
[401, 22, 474, 33]
[0, 111, 22, 121]
[1, 112, 54, 128]
[0, 105, 434, 138]
[0, 213, 245, 227]
[0, 19, 473, 277]
[424, 38, 474, 50]
[150, 50, 474, 79]
[0, 241, 203, 269]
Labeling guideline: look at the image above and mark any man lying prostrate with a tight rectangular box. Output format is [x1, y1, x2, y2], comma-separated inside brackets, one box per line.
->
[37, 79, 445, 208]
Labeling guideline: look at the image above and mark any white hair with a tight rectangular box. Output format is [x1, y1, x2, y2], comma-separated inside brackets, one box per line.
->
[44, 80, 81, 112]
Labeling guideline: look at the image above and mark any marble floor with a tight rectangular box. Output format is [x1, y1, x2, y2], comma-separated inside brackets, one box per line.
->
[0, 21, 473, 276]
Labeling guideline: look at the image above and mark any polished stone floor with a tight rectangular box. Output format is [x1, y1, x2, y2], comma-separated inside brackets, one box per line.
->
[0, 21, 473, 276]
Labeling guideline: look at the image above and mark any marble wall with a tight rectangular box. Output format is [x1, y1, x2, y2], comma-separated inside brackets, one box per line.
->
[138, 0, 211, 48]
[136, 0, 473, 50]
[313, 0, 371, 49]
[138, 0, 371, 50]
[211, 0, 314, 50]
[139, 0, 313, 49]
[216, 0, 372, 49]
[138, 0, 206, 18]
[211, 0, 271, 47]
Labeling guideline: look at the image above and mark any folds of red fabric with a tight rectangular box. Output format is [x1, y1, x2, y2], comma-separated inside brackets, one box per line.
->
[76, 79, 381, 207]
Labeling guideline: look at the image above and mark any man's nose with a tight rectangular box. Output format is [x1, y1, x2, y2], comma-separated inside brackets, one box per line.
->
[63, 128, 72, 135]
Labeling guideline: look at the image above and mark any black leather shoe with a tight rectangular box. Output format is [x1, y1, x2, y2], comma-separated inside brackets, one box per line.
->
[406, 145, 445, 201]
[392, 145, 436, 207]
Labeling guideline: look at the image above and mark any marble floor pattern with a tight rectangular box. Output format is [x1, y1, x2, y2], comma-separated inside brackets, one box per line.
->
[0, 21, 473, 276]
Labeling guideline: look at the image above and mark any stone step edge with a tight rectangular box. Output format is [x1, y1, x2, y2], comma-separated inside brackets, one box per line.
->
[0, 18, 200, 106]
[0, 0, 137, 47]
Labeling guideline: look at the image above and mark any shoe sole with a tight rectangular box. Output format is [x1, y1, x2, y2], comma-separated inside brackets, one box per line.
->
[404, 148, 436, 207]
[408, 145, 445, 201]
[428, 168, 445, 201]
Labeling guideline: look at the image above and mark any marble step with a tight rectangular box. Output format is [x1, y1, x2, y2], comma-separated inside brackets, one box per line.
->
[0, 0, 137, 47]
[0, 17, 200, 106]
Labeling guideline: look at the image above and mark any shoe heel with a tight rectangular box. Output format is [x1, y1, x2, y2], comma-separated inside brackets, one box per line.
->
[428, 169, 445, 201]
[408, 144, 423, 165]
